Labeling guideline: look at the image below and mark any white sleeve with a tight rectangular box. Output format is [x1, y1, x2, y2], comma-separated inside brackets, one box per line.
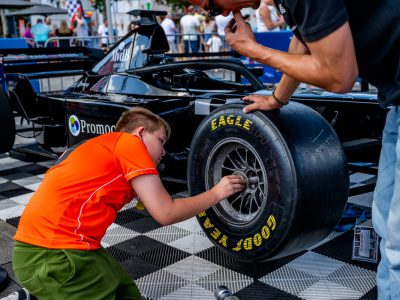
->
[217, 38, 223, 49]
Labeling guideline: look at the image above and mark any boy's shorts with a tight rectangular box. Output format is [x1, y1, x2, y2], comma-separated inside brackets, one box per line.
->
[12, 241, 140, 300]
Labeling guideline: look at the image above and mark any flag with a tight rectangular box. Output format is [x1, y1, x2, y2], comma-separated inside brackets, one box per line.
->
[66, 0, 83, 29]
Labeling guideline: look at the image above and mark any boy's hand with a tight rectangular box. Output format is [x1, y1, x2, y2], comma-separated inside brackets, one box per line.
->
[212, 175, 245, 200]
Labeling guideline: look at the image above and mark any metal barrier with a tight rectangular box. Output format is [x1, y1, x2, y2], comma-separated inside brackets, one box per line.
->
[164, 33, 230, 53]
[44, 33, 227, 53]
[44, 36, 107, 48]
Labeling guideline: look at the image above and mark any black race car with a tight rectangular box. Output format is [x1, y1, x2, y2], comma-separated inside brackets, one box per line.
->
[0, 10, 386, 262]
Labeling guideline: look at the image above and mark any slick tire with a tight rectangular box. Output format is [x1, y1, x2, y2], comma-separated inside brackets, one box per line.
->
[0, 85, 15, 153]
[188, 103, 349, 261]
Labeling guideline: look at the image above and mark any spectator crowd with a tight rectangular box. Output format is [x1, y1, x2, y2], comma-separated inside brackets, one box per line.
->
[16, 2, 286, 53]
[161, 2, 286, 54]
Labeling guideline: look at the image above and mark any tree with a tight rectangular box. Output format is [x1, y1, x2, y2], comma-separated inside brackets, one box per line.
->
[91, 0, 105, 12]
[91, 0, 186, 15]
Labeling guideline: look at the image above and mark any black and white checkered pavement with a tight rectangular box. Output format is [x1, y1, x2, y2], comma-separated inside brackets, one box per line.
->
[0, 153, 378, 299]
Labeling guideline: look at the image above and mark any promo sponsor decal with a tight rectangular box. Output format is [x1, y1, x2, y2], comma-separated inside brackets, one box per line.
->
[198, 211, 277, 252]
[111, 41, 131, 62]
[69, 115, 80, 136]
[210, 114, 253, 132]
[68, 115, 116, 136]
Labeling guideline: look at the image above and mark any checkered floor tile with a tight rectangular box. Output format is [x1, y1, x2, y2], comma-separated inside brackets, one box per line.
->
[0, 153, 378, 299]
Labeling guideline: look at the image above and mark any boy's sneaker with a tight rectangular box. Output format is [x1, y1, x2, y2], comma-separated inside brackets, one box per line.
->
[0, 288, 32, 300]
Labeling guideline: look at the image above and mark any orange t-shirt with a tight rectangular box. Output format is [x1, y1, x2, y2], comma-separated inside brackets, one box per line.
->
[14, 132, 158, 250]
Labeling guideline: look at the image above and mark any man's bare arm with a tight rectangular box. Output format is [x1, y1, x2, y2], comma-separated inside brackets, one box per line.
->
[226, 12, 358, 93]
[242, 33, 307, 112]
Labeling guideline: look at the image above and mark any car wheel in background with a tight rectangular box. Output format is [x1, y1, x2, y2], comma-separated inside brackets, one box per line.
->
[0, 86, 15, 154]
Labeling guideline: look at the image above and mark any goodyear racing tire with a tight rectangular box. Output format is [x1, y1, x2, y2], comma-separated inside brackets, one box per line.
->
[188, 103, 349, 261]
[0, 85, 15, 153]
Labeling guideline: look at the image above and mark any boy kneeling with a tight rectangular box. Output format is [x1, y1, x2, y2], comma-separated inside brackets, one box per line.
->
[12, 108, 244, 300]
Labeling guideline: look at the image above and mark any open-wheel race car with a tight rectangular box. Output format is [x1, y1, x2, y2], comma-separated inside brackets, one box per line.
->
[0, 10, 387, 262]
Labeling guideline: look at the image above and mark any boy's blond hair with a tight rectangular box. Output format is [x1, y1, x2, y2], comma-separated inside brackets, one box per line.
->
[115, 107, 171, 140]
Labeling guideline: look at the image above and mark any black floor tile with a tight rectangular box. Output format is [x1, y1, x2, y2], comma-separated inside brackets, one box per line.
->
[137, 244, 191, 269]
[121, 256, 160, 280]
[122, 217, 163, 234]
[226, 251, 307, 279]
[359, 286, 378, 300]
[196, 246, 236, 267]
[236, 280, 302, 300]
[106, 246, 134, 262]
[17, 164, 49, 175]
[114, 209, 147, 225]
[6, 216, 21, 228]
[115, 235, 164, 256]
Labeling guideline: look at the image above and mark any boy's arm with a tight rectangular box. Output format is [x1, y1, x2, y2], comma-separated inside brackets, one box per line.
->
[131, 174, 244, 225]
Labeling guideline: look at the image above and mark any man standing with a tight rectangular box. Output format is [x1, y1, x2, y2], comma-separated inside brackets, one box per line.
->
[98, 19, 110, 51]
[180, 6, 200, 53]
[161, 13, 179, 53]
[74, 11, 89, 46]
[189, 0, 400, 299]
[31, 19, 50, 47]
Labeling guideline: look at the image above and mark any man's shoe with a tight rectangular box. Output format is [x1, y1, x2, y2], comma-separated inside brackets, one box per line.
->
[0, 288, 31, 300]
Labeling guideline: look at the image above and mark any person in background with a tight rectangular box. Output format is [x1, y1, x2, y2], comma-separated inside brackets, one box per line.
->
[74, 11, 89, 46]
[206, 30, 223, 53]
[180, 6, 201, 53]
[215, 13, 233, 37]
[203, 15, 216, 44]
[116, 21, 125, 38]
[44, 16, 57, 47]
[194, 6, 207, 51]
[255, 0, 284, 32]
[9, 107, 244, 300]
[214, 13, 233, 49]
[98, 19, 110, 51]
[23, 22, 35, 48]
[55, 20, 73, 47]
[161, 13, 179, 53]
[129, 19, 140, 32]
[31, 19, 50, 47]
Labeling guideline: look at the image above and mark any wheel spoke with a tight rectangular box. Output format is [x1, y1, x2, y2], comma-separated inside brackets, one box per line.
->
[239, 194, 246, 213]
[249, 194, 253, 213]
[227, 155, 240, 169]
[254, 195, 261, 209]
[257, 186, 265, 198]
[230, 193, 242, 206]
[222, 164, 236, 172]
[235, 149, 247, 166]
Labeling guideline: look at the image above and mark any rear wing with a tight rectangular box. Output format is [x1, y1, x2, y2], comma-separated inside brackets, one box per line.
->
[0, 47, 104, 78]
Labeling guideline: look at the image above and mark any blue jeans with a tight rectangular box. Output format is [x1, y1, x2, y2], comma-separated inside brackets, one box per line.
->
[373, 106, 400, 300]
[184, 40, 199, 53]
